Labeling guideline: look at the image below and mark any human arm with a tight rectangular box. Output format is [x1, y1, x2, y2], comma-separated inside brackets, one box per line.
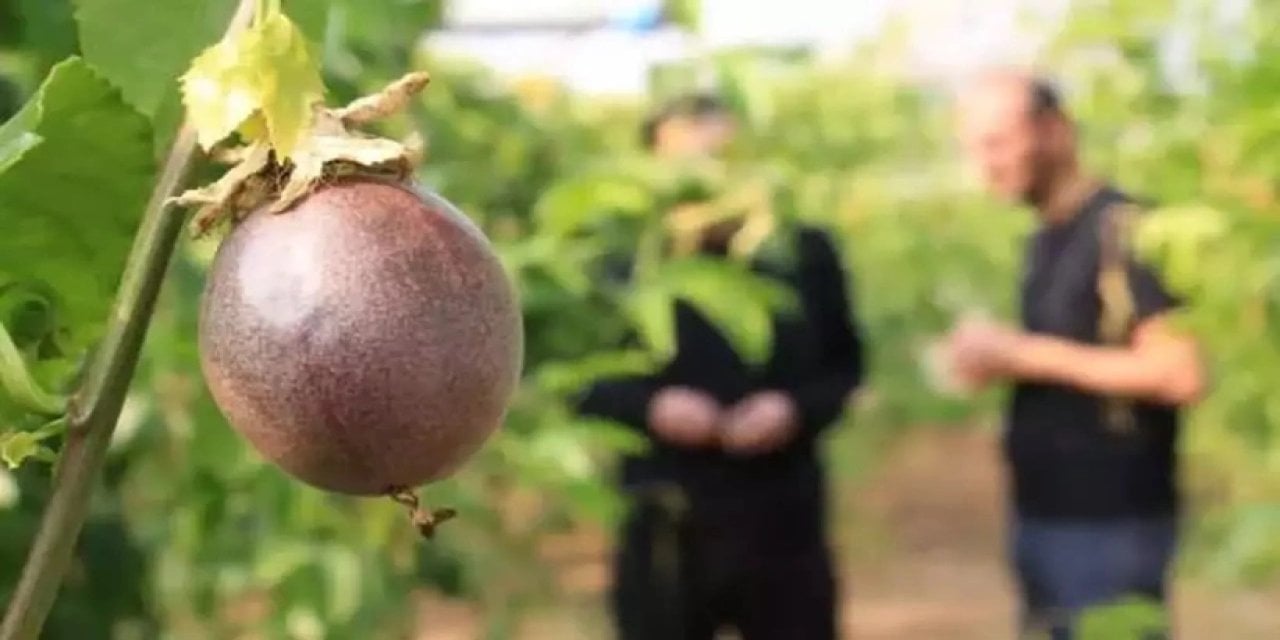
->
[950, 260, 1206, 406]
[954, 314, 1204, 406]
[782, 228, 866, 434]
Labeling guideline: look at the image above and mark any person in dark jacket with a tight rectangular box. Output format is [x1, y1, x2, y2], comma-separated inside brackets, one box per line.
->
[943, 70, 1207, 639]
[577, 94, 866, 640]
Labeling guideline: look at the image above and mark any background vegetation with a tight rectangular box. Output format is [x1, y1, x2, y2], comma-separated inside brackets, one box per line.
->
[1, 0, 1278, 638]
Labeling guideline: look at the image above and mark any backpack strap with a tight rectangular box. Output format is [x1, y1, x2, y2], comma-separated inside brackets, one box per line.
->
[1096, 200, 1141, 435]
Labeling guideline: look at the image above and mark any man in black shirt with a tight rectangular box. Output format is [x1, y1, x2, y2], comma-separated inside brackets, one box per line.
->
[942, 71, 1207, 638]
[577, 94, 865, 640]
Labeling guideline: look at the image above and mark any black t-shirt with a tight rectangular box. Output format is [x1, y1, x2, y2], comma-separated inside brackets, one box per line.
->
[1006, 185, 1183, 520]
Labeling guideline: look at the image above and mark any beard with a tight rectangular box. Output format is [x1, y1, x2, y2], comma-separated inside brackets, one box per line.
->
[1022, 148, 1061, 209]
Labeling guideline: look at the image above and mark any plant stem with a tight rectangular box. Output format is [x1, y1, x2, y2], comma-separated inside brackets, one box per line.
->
[0, 2, 257, 638]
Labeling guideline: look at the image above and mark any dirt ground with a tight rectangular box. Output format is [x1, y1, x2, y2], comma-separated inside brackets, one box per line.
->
[417, 428, 1280, 639]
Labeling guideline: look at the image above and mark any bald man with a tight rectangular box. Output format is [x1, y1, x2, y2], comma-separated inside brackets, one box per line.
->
[943, 71, 1206, 638]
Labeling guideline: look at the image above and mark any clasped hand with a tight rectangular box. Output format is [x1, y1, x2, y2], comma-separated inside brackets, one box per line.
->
[647, 387, 799, 456]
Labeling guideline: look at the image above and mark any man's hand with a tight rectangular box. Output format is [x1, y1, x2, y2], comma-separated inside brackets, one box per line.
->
[937, 313, 1206, 406]
[647, 387, 721, 448]
[944, 316, 1023, 392]
[719, 391, 800, 456]
[1011, 315, 1206, 406]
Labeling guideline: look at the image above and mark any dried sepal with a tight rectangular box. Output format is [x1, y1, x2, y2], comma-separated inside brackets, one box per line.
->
[270, 104, 416, 212]
[335, 72, 430, 125]
[173, 72, 432, 236]
[169, 141, 274, 236]
[273, 134, 412, 212]
[402, 131, 426, 166]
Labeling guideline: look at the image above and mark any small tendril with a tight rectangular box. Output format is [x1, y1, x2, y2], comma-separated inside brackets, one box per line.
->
[389, 488, 456, 539]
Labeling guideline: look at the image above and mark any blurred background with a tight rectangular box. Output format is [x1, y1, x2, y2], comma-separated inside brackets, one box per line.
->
[3, 0, 1280, 638]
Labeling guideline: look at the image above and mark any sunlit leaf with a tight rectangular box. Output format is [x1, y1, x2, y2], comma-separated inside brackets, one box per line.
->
[532, 350, 656, 395]
[0, 430, 52, 469]
[253, 11, 325, 158]
[534, 173, 655, 236]
[321, 546, 362, 624]
[0, 322, 65, 415]
[181, 36, 261, 150]
[0, 431, 37, 468]
[623, 286, 676, 360]
[570, 418, 650, 456]
[255, 541, 315, 585]
[0, 467, 17, 509]
[660, 258, 797, 365]
[1077, 596, 1168, 640]
[527, 428, 594, 480]
[180, 7, 324, 157]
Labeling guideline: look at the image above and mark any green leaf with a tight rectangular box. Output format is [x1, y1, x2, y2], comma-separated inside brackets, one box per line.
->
[0, 2, 20, 48]
[1077, 596, 1168, 639]
[664, 0, 700, 31]
[525, 427, 595, 480]
[658, 258, 796, 366]
[533, 173, 654, 236]
[570, 418, 650, 456]
[624, 286, 676, 360]
[17, 0, 79, 73]
[180, 8, 325, 157]
[255, 541, 315, 585]
[0, 322, 65, 415]
[320, 546, 361, 624]
[73, 0, 240, 118]
[623, 258, 797, 366]
[0, 430, 40, 469]
[252, 10, 325, 158]
[0, 130, 39, 176]
[0, 419, 61, 469]
[326, 0, 440, 75]
[282, 0, 332, 46]
[532, 350, 657, 395]
[0, 57, 156, 353]
[181, 35, 261, 151]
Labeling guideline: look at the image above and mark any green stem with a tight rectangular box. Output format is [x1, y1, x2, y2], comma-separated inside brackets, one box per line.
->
[0, 2, 258, 638]
[0, 322, 65, 416]
[256, 0, 280, 25]
[31, 416, 66, 442]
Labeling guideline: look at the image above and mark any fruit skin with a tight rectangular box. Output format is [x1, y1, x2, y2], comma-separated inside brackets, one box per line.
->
[198, 177, 523, 495]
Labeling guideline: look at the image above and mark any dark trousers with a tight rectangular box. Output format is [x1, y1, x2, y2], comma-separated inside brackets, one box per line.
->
[1011, 516, 1178, 639]
[611, 490, 837, 640]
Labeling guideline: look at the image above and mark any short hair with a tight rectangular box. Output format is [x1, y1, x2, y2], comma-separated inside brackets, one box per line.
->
[641, 92, 732, 150]
[1029, 77, 1064, 117]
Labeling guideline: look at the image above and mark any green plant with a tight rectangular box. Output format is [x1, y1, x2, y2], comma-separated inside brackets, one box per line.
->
[4, 0, 1280, 638]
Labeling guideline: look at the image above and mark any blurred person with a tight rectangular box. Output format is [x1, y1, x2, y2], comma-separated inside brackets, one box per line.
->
[576, 93, 866, 640]
[943, 70, 1207, 639]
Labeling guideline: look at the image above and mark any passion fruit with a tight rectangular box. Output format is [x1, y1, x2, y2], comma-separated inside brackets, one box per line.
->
[197, 177, 523, 496]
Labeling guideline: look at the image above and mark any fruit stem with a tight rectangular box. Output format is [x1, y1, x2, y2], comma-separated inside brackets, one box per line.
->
[389, 488, 457, 539]
[0, 3, 258, 638]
